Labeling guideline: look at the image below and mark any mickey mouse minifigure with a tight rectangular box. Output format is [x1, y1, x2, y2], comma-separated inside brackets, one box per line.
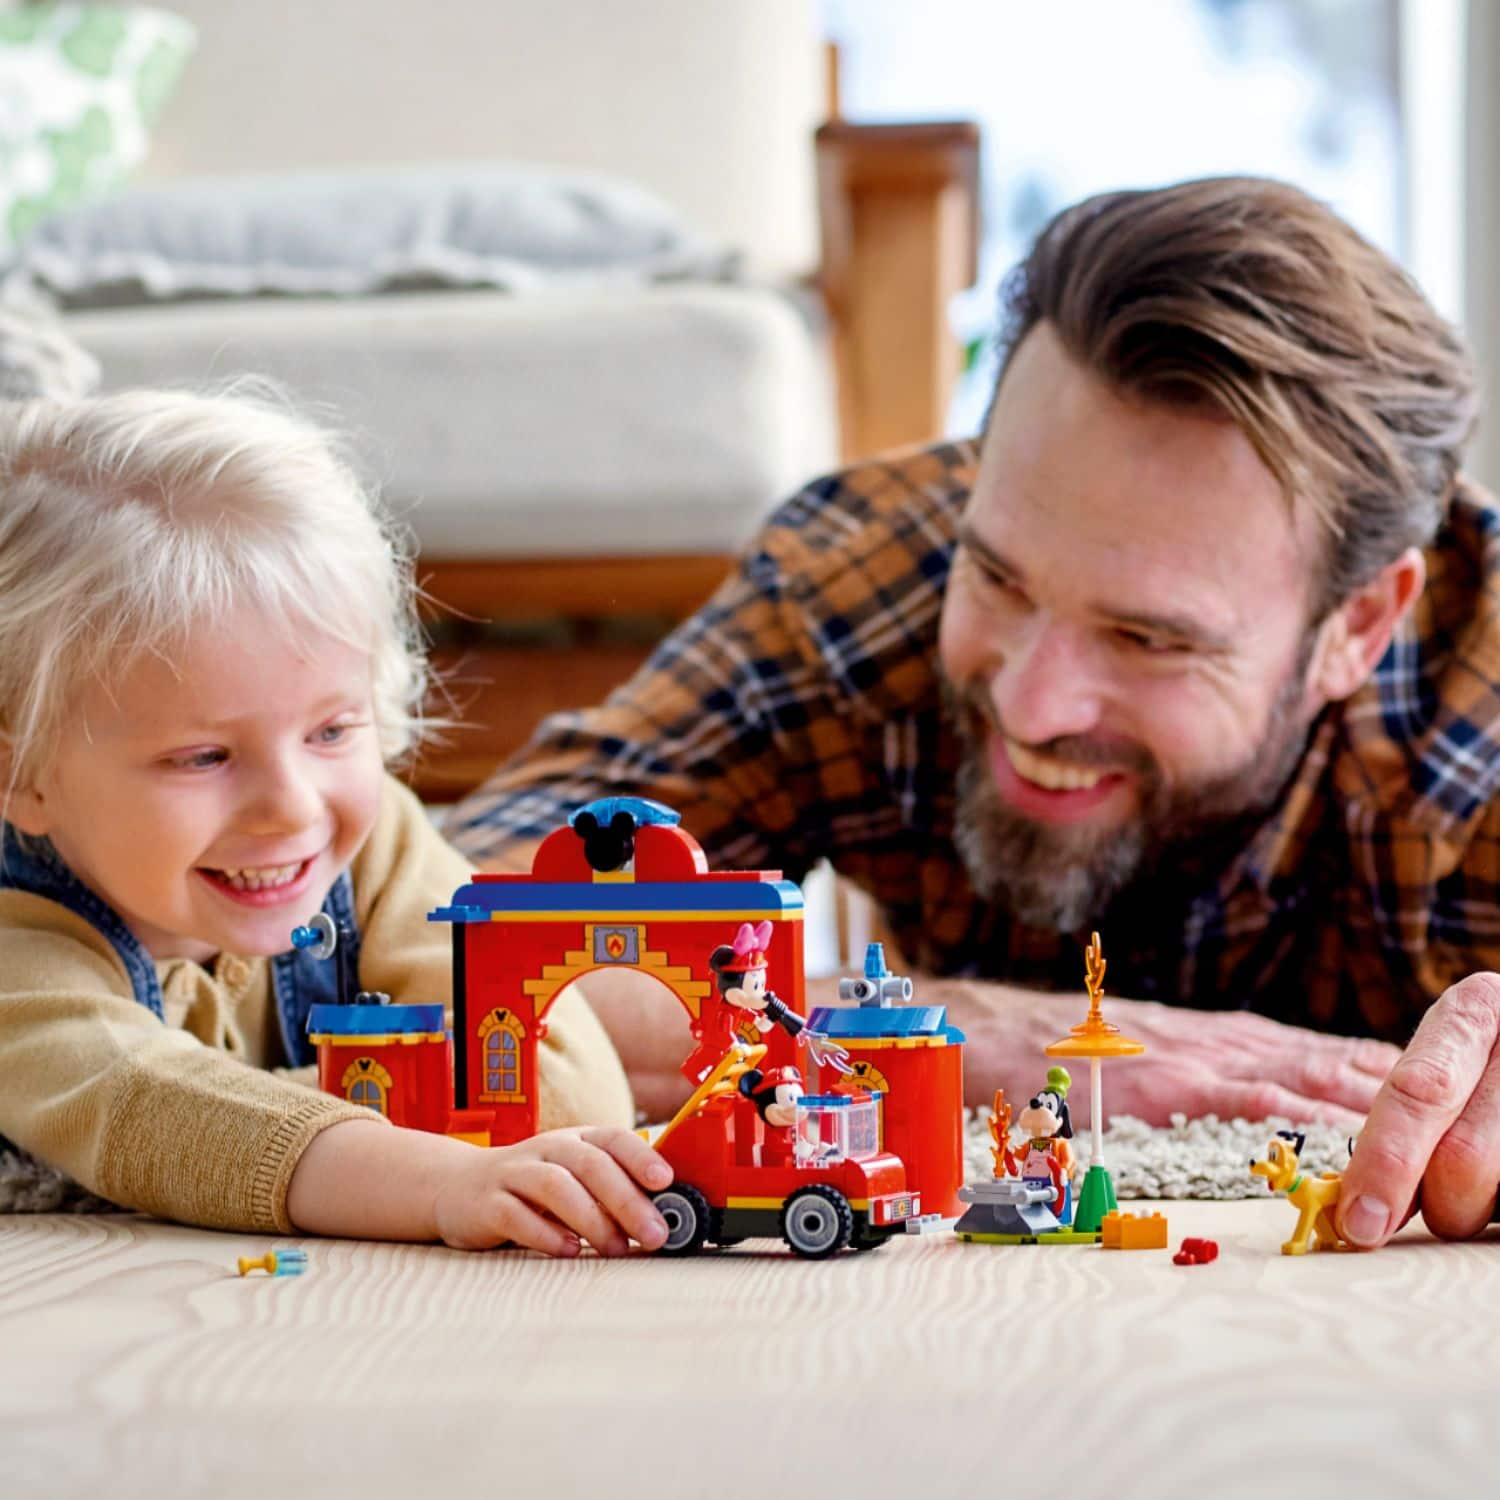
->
[738, 1064, 805, 1167]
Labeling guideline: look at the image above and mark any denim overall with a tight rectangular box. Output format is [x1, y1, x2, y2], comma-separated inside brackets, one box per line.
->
[0, 822, 361, 1068]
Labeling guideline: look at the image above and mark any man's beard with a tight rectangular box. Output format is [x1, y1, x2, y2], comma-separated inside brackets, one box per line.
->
[944, 639, 1318, 934]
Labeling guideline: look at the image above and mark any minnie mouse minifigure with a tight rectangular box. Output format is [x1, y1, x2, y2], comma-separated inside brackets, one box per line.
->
[680, 920, 849, 1083]
[680, 921, 780, 1084]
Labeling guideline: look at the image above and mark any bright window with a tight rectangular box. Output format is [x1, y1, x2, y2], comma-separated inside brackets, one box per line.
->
[823, 0, 1420, 432]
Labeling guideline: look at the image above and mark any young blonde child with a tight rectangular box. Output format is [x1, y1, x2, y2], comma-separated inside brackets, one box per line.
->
[0, 387, 672, 1256]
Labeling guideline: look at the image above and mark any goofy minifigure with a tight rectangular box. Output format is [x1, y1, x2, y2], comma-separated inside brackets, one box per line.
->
[1015, 1066, 1078, 1225]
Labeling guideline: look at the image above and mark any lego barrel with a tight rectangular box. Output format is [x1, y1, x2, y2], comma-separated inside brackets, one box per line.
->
[808, 1004, 966, 1217]
[307, 1001, 455, 1134]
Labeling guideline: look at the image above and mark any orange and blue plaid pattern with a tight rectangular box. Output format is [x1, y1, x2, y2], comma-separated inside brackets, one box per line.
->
[447, 440, 1500, 1042]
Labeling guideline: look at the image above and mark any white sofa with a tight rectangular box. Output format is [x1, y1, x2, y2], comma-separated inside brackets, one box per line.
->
[63, 0, 838, 564]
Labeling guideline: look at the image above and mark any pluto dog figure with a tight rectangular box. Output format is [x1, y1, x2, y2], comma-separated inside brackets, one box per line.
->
[1249, 1129, 1349, 1256]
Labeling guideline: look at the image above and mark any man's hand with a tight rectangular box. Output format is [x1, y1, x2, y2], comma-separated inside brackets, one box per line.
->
[901, 979, 1399, 1131]
[1337, 972, 1500, 1248]
[571, 966, 1402, 1141]
[1095, 1004, 1397, 1130]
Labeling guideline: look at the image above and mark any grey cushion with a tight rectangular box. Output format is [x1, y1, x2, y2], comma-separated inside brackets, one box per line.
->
[64, 282, 838, 558]
[10, 164, 741, 309]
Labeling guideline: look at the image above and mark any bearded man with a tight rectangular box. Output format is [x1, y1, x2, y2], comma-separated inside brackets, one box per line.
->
[448, 176, 1497, 1249]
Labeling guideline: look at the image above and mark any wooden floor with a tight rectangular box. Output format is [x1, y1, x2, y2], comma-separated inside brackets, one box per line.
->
[0, 1201, 1489, 1499]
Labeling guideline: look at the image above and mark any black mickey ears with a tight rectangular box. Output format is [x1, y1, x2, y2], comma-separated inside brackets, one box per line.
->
[574, 809, 637, 872]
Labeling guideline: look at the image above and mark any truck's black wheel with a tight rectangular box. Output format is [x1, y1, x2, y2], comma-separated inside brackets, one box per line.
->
[780, 1184, 853, 1259]
[652, 1184, 710, 1255]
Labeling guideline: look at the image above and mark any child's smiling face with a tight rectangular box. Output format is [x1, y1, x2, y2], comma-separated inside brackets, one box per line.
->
[9, 602, 386, 962]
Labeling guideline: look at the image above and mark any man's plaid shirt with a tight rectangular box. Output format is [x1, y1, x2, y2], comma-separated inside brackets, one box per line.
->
[446, 440, 1500, 1042]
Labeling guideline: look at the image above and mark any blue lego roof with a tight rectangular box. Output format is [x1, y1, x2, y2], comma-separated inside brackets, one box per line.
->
[430, 877, 804, 924]
[806, 1005, 965, 1043]
[570, 797, 680, 828]
[307, 1002, 445, 1036]
[800, 1092, 882, 1107]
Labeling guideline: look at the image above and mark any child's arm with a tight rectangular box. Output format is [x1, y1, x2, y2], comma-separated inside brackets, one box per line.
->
[285, 1116, 671, 1255]
[352, 776, 635, 1131]
[0, 892, 383, 1233]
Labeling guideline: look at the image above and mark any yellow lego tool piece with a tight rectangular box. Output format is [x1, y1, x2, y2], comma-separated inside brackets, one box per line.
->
[236, 1248, 309, 1277]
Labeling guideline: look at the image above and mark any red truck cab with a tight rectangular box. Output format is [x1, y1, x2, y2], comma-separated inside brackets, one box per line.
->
[650, 1065, 920, 1259]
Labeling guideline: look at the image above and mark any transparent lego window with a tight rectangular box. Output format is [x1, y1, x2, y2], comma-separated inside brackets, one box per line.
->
[794, 1092, 881, 1167]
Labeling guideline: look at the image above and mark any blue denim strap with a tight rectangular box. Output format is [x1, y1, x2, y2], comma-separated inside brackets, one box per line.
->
[0, 823, 166, 1018]
[270, 870, 361, 1067]
[1, 821, 360, 1066]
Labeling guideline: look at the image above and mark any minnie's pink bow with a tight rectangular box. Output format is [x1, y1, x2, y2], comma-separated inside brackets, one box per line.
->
[731, 920, 773, 957]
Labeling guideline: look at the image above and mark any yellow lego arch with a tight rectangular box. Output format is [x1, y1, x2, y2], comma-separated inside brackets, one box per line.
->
[523, 923, 714, 1022]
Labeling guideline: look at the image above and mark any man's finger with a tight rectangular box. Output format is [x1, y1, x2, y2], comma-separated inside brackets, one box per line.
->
[1418, 1038, 1500, 1240]
[1338, 975, 1500, 1248]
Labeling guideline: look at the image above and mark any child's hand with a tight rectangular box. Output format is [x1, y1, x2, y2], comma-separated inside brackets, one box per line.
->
[432, 1126, 674, 1258]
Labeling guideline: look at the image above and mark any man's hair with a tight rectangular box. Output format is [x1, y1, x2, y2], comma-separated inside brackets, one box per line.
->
[992, 176, 1479, 614]
[0, 383, 435, 811]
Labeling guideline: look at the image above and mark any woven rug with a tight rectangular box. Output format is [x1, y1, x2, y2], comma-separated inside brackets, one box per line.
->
[961, 1110, 1352, 1199]
[0, 1112, 1354, 1216]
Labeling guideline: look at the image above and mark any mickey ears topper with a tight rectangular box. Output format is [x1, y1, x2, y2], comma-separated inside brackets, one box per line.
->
[720, 919, 773, 973]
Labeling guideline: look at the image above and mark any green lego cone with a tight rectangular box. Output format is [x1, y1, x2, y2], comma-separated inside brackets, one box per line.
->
[1073, 1164, 1118, 1234]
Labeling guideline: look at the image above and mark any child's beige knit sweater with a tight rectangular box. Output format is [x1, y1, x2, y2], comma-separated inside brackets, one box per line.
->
[0, 775, 633, 1233]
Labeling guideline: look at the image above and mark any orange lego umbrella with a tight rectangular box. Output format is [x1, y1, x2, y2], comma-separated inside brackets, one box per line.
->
[1046, 934, 1143, 1225]
[1046, 931, 1145, 1060]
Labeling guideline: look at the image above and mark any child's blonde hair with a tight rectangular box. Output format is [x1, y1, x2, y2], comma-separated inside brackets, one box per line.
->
[0, 382, 432, 809]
